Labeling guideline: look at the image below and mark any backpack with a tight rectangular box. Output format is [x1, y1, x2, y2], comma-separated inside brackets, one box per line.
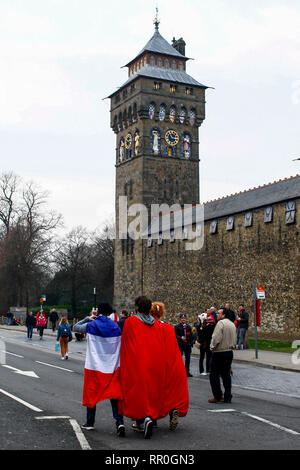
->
[61, 325, 70, 337]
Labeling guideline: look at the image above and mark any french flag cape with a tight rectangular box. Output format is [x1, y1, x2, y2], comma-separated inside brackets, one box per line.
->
[119, 316, 189, 420]
[82, 315, 122, 408]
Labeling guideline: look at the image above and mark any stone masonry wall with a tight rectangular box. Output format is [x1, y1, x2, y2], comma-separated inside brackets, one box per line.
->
[142, 199, 300, 340]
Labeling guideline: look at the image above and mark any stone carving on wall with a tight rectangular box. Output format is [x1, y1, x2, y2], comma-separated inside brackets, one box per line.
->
[119, 138, 125, 162]
[189, 109, 196, 126]
[151, 129, 161, 155]
[134, 130, 140, 156]
[182, 133, 191, 158]
[125, 133, 132, 158]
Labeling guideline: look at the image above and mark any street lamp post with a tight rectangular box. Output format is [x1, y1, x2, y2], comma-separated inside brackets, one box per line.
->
[93, 287, 97, 309]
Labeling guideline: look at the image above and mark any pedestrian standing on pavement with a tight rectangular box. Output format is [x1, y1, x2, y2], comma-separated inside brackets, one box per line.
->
[36, 311, 47, 340]
[208, 308, 237, 404]
[74, 302, 125, 437]
[197, 310, 216, 375]
[224, 303, 236, 323]
[236, 304, 249, 350]
[6, 310, 13, 326]
[56, 317, 72, 360]
[117, 310, 129, 332]
[25, 311, 36, 340]
[175, 314, 194, 377]
[49, 308, 59, 332]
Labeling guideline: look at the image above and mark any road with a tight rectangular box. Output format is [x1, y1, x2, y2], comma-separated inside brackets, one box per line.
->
[1, 327, 300, 451]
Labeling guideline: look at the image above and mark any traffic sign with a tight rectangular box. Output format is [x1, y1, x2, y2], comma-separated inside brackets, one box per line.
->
[256, 287, 265, 299]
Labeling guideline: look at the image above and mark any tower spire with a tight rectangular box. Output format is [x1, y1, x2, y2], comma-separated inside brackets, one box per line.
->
[154, 6, 160, 32]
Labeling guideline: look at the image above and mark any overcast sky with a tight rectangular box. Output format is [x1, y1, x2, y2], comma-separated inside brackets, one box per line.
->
[1, 0, 299, 233]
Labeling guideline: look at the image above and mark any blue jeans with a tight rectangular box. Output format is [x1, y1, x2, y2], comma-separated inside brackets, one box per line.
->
[6, 317, 12, 325]
[27, 326, 33, 338]
[237, 328, 247, 349]
[86, 400, 123, 427]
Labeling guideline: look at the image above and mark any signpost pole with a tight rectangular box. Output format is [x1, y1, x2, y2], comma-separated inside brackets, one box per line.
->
[253, 285, 258, 359]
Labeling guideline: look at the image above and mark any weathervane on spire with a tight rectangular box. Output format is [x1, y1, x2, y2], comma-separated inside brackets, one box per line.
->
[154, 5, 160, 32]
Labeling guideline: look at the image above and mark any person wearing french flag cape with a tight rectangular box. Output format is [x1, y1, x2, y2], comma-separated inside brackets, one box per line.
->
[74, 302, 125, 436]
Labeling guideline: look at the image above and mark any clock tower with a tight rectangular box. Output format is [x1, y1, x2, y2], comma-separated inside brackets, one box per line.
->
[108, 15, 208, 310]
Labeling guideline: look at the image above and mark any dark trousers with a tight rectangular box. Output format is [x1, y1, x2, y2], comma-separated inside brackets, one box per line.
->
[199, 346, 212, 374]
[86, 399, 123, 427]
[209, 351, 233, 402]
[27, 325, 33, 338]
[179, 343, 191, 374]
[51, 321, 56, 332]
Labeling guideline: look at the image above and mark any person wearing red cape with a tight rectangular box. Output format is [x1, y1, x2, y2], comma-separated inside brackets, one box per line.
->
[119, 296, 189, 439]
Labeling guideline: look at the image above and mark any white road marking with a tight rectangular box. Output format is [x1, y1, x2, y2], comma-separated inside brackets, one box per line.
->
[0, 388, 43, 412]
[0, 350, 24, 358]
[242, 412, 299, 436]
[69, 419, 91, 450]
[2, 364, 39, 378]
[208, 409, 236, 413]
[35, 361, 73, 372]
[35, 416, 71, 420]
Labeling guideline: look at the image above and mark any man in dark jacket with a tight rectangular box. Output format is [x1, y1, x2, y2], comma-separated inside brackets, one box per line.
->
[224, 303, 236, 323]
[118, 310, 129, 331]
[25, 311, 36, 339]
[49, 309, 59, 331]
[197, 312, 216, 375]
[236, 304, 249, 350]
[175, 314, 194, 377]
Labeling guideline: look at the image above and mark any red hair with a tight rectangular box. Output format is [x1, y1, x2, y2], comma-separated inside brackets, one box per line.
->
[150, 302, 165, 320]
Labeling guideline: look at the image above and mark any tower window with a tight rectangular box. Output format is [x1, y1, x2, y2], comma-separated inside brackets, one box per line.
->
[163, 179, 167, 199]
[150, 55, 155, 66]
[153, 82, 161, 90]
[157, 57, 162, 67]
[170, 84, 176, 93]
[185, 87, 193, 95]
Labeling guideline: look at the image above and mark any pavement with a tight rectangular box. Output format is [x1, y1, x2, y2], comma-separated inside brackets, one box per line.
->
[1, 324, 299, 373]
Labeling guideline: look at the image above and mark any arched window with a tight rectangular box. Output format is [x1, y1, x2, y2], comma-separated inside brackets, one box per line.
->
[179, 107, 186, 124]
[165, 58, 169, 68]
[169, 106, 176, 123]
[150, 55, 155, 66]
[179, 61, 183, 71]
[132, 103, 137, 122]
[149, 102, 155, 120]
[128, 106, 132, 125]
[189, 108, 196, 127]
[157, 57, 162, 67]
[159, 104, 166, 121]
[172, 60, 176, 70]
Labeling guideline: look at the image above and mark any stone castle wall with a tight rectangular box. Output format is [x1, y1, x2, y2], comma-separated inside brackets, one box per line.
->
[142, 199, 300, 340]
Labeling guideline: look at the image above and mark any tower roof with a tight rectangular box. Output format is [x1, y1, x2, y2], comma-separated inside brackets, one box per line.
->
[125, 30, 189, 67]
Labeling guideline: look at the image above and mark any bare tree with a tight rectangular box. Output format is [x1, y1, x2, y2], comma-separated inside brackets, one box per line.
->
[0, 172, 62, 309]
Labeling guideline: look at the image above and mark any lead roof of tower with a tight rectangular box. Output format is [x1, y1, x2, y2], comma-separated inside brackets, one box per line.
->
[124, 30, 189, 67]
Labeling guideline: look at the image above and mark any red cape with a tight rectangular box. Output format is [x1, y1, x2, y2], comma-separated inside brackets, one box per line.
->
[119, 316, 189, 420]
[158, 322, 189, 419]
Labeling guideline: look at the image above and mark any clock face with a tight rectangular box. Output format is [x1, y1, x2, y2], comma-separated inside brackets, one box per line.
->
[165, 130, 179, 146]
[125, 133, 132, 149]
